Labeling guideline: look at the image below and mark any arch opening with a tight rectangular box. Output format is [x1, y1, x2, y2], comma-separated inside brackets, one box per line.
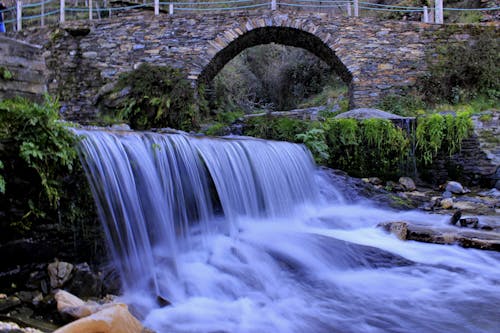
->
[199, 27, 353, 111]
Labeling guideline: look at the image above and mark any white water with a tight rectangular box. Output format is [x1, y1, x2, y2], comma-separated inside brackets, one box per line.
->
[76, 129, 500, 333]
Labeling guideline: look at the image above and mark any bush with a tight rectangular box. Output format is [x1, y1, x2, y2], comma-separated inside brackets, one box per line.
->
[113, 64, 202, 131]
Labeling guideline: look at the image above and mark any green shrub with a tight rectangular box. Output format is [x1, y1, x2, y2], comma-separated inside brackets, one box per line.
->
[377, 94, 427, 117]
[243, 117, 311, 142]
[113, 64, 202, 131]
[296, 128, 330, 163]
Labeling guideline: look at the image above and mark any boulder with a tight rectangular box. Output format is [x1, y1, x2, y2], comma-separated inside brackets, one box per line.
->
[398, 177, 416, 191]
[54, 290, 98, 319]
[48, 261, 73, 289]
[445, 181, 469, 194]
[65, 263, 102, 299]
[53, 303, 144, 333]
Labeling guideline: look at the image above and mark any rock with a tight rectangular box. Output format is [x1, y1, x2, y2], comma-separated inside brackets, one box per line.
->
[399, 177, 416, 191]
[379, 221, 500, 251]
[66, 263, 103, 298]
[367, 177, 383, 185]
[0, 321, 44, 333]
[53, 304, 144, 333]
[378, 221, 408, 240]
[0, 296, 21, 312]
[334, 108, 408, 120]
[445, 181, 469, 194]
[459, 217, 479, 229]
[441, 198, 454, 209]
[449, 210, 462, 225]
[54, 290, 98, 319]
[48, 261, 73, 289]
[495, 180, 500, 190]
[110, 124, 131, 131]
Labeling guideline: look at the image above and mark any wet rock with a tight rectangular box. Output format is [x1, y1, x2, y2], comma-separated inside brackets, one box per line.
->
[445, 181, 469, 194]
[379, 221, 500, 251]
[378, 221, 408, 240]
[449, 210, 462, 225]
[441, 198, 454, 209]
[399, 177, 416, 191]
[459, 217, 479, 228]
[48, 261, 73, 289]
[55, 290, 98, 319]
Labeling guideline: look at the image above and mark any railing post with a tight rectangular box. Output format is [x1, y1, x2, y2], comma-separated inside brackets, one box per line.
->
[271, 0, 276, 11]
[89, 0, 93, 20]
[60, 0, 65, 23]
[435, 0, 443, 24]
[41, 0, 45, 27]
[347, 2, 352, 16]
[169, 3, 173, 15]
[16, 0, 22, 31]
[353, 0, 359, 17]
[422, 6, 428, 23]
[154, 0, 159, 15]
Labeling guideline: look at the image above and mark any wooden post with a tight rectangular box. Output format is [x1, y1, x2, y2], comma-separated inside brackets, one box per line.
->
[16, 0, 22, 31]
[353, 0, 359, 17]
[154, 0, 159, 15]
[60, 0, 65, 23]
[347, 2, 351, 16]
[271, 0, 276, 11]
[435, 0, 443, 24]
[169, 3, 173, 15]
[89, 0, 93, 20]
[422, 6, 428, 23]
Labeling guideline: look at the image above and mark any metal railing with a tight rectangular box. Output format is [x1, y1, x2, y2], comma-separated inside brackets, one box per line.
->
[1, 0, 499, 32]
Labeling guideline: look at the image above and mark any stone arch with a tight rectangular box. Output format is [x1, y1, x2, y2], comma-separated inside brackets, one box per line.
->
[198, 25, 353, 107]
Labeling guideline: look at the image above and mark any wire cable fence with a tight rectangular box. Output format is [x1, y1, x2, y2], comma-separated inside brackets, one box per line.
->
[1, 0, 499, 32]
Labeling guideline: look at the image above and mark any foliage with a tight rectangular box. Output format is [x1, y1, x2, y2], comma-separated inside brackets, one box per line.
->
[0, 97, 78, 208]
[0, 66, 13, 80]
[377, 93, 427, 117]
[211, 44, 343, 112]
[113, 63, 201, 131]
[416, 112, 473, 165]
[323, 118, 410, 178]
[243, 117, 312, 142]
[204, 122, 228, 136]
[296, 128, 330, 163]
[418, 31, 499, 104]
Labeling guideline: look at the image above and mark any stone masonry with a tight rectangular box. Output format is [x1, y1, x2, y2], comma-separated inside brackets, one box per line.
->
[0, 36, 47, 102]
[9, 8, 497, 122]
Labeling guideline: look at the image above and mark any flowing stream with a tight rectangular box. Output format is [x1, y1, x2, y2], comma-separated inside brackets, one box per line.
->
[76, 128, 500, 333]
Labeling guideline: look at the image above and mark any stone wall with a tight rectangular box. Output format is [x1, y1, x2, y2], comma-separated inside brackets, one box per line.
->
[0, 36, 47, 102]
[10, 9, 497, 122]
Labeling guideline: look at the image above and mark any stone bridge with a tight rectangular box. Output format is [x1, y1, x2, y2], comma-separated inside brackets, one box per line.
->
[7, 8, 499, 121]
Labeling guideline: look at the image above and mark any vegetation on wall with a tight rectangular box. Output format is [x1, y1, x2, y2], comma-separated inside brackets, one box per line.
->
[416, 111, 474, 165]
[418, 30, 499, 105]
[109, 64, 203, 131]
[0, 97, 95, 234]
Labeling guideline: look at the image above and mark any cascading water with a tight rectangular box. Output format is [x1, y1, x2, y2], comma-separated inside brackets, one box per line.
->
[76, 128, 500, 333]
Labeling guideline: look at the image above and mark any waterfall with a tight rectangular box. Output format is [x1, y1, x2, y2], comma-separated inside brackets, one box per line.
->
[75, 128, 318, 300]
[75, 128, 500, 333]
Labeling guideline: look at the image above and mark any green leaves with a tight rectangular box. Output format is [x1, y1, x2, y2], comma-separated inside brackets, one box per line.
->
[113, 64, 201, 131]
[416, 112, 473, 165]
[0, 96, 78, 207]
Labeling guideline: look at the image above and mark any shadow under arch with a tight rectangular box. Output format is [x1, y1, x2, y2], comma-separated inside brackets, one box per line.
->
[198, 26, 354, 107]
